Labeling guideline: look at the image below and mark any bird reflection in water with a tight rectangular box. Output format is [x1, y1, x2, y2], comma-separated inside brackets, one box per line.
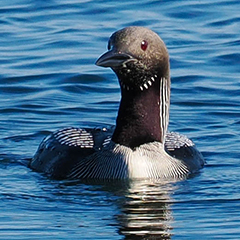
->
[58, 179, 177, 239]
[116, 180, 176, 240]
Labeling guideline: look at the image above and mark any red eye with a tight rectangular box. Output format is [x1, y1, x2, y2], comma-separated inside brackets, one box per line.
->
[141, 40, 148, 51]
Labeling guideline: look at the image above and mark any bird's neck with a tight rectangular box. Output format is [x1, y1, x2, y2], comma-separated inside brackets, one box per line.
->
[112, 77, 170, 149]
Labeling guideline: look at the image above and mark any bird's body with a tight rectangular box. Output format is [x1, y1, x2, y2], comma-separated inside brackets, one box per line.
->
[30, 26, 204, 180]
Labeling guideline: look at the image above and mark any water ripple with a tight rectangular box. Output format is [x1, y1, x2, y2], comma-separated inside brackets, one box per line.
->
[1, 0, 240, 239]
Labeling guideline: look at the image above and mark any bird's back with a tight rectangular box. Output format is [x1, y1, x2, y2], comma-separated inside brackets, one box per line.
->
[30, 127, 204, 179]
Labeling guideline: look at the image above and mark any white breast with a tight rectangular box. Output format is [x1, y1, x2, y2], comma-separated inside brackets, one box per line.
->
[69, 141, 189, 180]
[109, 141, 189, 179]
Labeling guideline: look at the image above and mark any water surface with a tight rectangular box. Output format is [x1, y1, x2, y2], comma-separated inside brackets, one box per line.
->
[1, 0, 240, 239]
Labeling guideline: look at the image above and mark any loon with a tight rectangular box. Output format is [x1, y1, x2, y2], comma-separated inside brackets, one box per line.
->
[30, 26, 204, 180]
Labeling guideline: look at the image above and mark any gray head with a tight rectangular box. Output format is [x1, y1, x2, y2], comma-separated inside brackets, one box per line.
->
[96, 27, 171, 147]
[96, 26, 170, 92]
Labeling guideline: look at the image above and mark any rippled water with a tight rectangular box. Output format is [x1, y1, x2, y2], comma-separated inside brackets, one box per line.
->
[1, 0, 240, 239]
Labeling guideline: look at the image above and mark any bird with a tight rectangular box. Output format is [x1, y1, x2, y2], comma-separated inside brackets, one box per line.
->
[29, 26, 204, 180]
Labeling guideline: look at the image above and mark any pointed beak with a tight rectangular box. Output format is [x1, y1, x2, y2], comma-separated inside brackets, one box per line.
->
[95, 50, 133, 68]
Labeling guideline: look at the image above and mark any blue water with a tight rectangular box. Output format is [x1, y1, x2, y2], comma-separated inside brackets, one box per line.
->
[1, 0, 240, 239]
